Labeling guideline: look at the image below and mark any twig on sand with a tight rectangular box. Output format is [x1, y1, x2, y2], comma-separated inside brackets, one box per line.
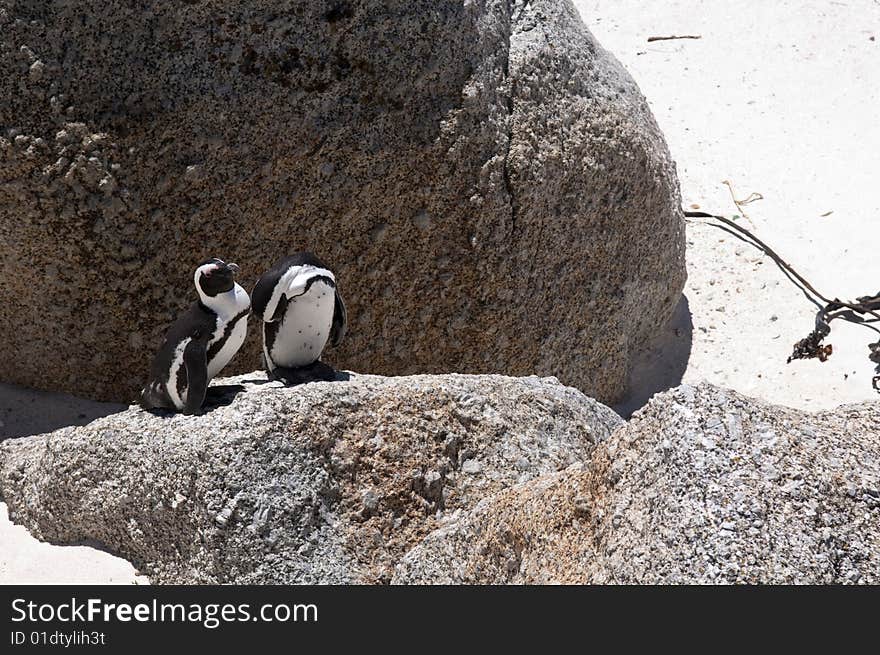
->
[722, 179, 761, 228]
[685, 209, 880, 391]
[647, 35, 702, 42]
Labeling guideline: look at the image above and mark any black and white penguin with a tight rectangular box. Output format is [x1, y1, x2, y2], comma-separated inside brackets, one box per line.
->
[139, 258, 251, 414]
[251, 252, 347, 384]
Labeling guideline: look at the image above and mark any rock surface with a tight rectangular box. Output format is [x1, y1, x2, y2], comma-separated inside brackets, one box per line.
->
[392, 463, 596, 583]
[0, 372, 622, 584]
[0, 0, 684, 403]
[393, 384, 880, 584]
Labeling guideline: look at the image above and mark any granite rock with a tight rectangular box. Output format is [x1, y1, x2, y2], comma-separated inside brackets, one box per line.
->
[393, 384, 880, 584]
[0, 0, 684, 402]
[0, 371, 622, 583]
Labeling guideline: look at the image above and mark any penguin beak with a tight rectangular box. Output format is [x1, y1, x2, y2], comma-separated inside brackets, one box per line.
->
[227, 262, 240, 275]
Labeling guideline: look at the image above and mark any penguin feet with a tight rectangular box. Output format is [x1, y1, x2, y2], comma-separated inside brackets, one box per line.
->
[270, 361, 340, 385]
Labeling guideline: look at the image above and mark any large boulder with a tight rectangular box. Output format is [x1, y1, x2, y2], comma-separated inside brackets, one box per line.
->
[0, 0, 685, 403]
[0, 372, 622, 583]
[393, 384, 880, 584]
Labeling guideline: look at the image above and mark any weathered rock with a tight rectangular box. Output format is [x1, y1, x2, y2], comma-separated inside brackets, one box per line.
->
[393, 384, 880, 584]
[392, 464, 596, 584]
[0, 372, 622, 583]
[0, 0, 685, 403]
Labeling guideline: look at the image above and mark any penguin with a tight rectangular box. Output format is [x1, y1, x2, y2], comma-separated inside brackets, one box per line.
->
[139, 258, 251, 414]
[251, 252, 347, 384]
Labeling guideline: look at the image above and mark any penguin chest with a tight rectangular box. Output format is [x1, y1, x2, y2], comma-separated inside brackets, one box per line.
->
[206, 312, 248, 380]
[267, 281, 335, 368]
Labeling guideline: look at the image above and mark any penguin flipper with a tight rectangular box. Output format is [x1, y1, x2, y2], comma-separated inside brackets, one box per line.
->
[329, 288, 347, 347]
[252, 266, 290, 322]
[182, 340, 208, 415]
[269, 293, 288, 323]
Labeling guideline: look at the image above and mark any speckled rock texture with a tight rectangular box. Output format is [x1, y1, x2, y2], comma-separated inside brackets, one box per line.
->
[393, 384, 880, 584]
[0, 372, 622, 583]
[0, 0, 684, 403]
[392, 463, 596, 583]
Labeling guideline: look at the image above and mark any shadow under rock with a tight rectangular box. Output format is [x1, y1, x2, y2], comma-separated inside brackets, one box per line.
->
[613, 294, 694, 419]
[0, 382, 127, 441]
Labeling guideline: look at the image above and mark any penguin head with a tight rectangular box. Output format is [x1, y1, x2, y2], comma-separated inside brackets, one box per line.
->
[194, 258, 240, 298]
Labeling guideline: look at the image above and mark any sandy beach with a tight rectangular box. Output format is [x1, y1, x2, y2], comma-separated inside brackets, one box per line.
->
[2, 0, 877, 584]
[584, 0, 879, 413]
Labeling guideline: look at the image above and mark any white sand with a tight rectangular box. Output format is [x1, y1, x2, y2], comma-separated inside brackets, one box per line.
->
[0, 385, 142, 584]
[0, 503, 148, 584]
[2, 0, 877, 584]
[580, 0, 880, 412]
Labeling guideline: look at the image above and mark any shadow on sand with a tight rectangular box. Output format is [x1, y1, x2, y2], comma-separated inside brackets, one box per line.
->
[613, 294, 694, 418]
